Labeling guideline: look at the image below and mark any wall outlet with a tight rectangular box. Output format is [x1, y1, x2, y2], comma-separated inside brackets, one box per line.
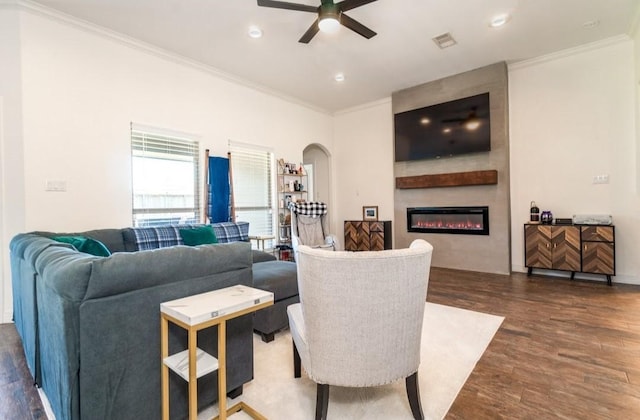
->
[592, 174, 609, 184]
[45, 180, 67, 192]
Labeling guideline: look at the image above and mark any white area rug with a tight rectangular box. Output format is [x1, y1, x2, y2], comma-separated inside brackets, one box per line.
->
[200, 302, 504, 420]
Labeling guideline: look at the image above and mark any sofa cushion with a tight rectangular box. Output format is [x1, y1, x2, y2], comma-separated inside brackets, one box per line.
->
[35, 246, 99, 302]
[253, 260, 298, 301]
[252, 250, 277, 263]
[84, 241, 252, 300]
[34, 229, 131, 253]
[52, 236, 111, 257]
[179, 225, 218, 246]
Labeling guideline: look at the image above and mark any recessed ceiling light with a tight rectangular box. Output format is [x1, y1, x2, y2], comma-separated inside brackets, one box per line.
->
[334, 73, 345, 82]
[490, 14, 510, 28]
[248, 26, 263, 39]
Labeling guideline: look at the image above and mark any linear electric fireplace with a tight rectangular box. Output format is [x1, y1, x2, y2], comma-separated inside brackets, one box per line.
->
[407, 206, 489, 235]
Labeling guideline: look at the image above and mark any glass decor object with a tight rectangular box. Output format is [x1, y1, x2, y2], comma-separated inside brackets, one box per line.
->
[530, 201, 540, 223]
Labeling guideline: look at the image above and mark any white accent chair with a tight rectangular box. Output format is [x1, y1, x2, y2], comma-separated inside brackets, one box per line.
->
[289, 202, 339, 260]
[287, 239, 434, 420]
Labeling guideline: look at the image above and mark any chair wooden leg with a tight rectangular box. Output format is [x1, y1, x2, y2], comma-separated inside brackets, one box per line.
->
[315, 383, 329, 420]
[293, 341, 301, 378]
[406, 371, 424, 420]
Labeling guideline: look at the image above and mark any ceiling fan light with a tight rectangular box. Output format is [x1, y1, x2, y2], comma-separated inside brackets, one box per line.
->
[465, 119, 481, 130]
[319, 16, 340, 33]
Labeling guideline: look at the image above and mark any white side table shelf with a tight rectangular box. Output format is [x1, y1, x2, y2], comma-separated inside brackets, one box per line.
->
[161, 285, 274, 420]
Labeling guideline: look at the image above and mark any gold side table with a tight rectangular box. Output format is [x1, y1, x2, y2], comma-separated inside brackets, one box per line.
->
[161, 285, 274, 420]
[249, 235, 275, 251]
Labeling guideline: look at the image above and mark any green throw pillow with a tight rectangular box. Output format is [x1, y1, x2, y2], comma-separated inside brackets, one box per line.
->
[179, 225, 218, 246]
[52, 236, 112, 257]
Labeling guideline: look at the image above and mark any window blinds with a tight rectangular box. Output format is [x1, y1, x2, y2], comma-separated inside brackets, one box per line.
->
[229, 142, 274, 241]
[131, 124, 200, 226]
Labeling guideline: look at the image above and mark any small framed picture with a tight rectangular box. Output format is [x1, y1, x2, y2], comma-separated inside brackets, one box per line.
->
[363, 206, 378, 221]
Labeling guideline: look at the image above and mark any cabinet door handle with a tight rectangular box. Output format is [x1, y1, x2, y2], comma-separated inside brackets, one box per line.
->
[546, 243, 550, 248]
[553, 243, 557, 249]
[584, 244, 588, 251]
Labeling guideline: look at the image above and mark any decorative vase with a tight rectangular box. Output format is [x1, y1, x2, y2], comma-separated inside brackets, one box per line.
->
[541, 211, 553, 225]
[530, 201, 540, 223]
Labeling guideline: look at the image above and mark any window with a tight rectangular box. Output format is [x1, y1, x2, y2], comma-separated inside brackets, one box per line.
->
[131, 124, 200, 227]
[229, 142, 274, 247]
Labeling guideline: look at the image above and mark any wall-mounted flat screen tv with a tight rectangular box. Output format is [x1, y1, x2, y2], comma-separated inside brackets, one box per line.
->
[394, 92, 491, 162]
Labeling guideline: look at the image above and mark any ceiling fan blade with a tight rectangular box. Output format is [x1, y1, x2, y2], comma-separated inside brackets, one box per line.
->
[299, 19, 320, 43]
[257, 0, 318, 13]
[340, 13, 377, 39]
[337, 0, 377, 12]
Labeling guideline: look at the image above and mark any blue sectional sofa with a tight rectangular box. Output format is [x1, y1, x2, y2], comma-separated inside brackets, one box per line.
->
[10, 222, 290, 420]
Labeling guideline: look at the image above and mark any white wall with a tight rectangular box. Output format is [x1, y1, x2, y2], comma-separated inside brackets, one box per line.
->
[333, 99, 394, 244]
[509, 37, 639, 284]
[332, 38, 640, 285]
[0, 9, 333, 321]
[2, 9, 639, 322]
[634, 21, 640, 194]
[0, 7, 26, 323]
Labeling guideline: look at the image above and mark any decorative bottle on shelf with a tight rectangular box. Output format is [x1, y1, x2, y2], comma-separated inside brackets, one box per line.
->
[530, 201, 540, 223]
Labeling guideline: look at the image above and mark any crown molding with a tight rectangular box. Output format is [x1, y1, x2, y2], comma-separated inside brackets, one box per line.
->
[508, 35, 631, 71]
[7, 0, 331, 115]
[334, 97, 391, 116]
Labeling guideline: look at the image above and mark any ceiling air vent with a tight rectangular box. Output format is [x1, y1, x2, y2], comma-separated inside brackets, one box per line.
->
[432, 32, 457, 49]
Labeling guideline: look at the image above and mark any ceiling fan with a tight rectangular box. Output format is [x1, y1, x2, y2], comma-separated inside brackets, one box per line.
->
[442, 107, 484, 131]
[257, 0, 378, 44]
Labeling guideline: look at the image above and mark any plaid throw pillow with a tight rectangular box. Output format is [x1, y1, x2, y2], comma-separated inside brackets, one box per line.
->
[211, 222, 249, 243]
[132, 226, 184, 251]
[132, 222, 250, 250]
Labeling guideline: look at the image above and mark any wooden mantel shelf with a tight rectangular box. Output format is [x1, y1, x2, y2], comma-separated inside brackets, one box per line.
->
[396, 170, 498, 189]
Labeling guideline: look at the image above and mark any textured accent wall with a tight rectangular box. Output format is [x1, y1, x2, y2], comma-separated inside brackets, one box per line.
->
[392, 62, 511, 274]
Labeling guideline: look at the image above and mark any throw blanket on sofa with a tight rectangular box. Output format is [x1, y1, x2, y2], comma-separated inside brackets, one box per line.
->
[132, 222, 249, 251]
[288, 201, 327, 218]
[208, 156, 231, 223]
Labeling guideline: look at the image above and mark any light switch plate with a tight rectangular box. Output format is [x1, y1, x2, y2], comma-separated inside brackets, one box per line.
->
[592, 174, 609, 184]
[45, 180, 67, 192]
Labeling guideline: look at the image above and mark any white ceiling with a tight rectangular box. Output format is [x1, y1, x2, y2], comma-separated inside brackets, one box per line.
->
[27, 0, 639, 113]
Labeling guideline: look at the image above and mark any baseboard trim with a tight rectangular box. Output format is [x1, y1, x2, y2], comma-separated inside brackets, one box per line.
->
[2, 311, 13, 323]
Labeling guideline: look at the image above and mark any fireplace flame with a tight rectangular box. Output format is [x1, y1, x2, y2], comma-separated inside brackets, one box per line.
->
[413, 219, 482, 230]
[407, 206, 489, 235]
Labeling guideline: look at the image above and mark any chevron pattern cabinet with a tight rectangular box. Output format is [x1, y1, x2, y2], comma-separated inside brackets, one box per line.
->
[580, 226, 615, 285]
[344, 221, 392, 251]
[524, 224, 615, 285]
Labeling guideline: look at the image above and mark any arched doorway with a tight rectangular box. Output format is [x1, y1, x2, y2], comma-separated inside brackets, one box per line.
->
[303, 143, 332, 229]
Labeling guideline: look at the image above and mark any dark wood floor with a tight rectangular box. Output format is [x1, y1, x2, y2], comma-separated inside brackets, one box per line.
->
[2, 268, 639, 419]
[0, 323, 46, 420]
[428, 268, 640, 419]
